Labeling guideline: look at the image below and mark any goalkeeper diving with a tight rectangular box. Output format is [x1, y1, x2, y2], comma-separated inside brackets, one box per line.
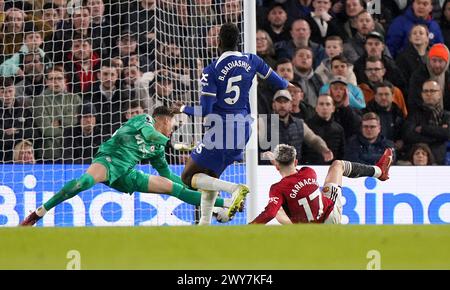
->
[20, 106, 245, 226]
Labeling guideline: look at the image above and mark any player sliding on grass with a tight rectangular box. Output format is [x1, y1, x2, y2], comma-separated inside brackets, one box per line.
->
[250, 144, 393, 224]
[20, 106, 239, 226]
[171, 23, 294, 225]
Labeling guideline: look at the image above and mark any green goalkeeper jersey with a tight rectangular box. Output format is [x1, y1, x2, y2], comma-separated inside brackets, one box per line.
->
[97, 114, 169, 170]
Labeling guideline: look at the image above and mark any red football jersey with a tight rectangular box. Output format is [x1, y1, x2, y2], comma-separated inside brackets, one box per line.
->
[251, 167, 334, 224]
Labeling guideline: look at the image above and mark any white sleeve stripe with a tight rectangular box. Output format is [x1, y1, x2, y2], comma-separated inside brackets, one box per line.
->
[261, 68, 272, 80]
[202, 92, 217, 97]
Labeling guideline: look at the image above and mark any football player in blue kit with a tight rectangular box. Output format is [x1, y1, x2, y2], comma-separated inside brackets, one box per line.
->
[172, 23, 293, 224]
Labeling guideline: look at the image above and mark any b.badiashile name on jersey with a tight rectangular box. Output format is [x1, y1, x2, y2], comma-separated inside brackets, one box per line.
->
[218, 60, 251, 81]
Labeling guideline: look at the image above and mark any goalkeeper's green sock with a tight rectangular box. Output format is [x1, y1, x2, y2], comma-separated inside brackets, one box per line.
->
[171, 182, 224, 207]
[36, 174, 96, 217]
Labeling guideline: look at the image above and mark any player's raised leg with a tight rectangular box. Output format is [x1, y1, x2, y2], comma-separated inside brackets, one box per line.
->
[322, 148, 393, 223]
[20, 163, 107, 226]
[181, 156, 248, 221]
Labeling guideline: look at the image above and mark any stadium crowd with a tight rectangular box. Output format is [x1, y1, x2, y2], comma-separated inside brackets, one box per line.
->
[0, 0, 449, 166]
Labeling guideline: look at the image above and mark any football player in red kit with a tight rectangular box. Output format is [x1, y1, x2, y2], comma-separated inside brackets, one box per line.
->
[250, 144, 393, 224]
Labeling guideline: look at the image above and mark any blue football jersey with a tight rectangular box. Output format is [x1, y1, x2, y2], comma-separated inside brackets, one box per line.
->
[200, 51, 287, 117]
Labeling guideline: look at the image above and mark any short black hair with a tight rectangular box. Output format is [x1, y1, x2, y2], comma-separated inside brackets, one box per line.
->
[43, 2, 59, 10]
[219, 23, 240, 51]
[0, 77, 14, 88]
[331, 54, 349, 65]
[153, 106, 174, 118]
[275, 58, 292, 69]
[374, 80, 393, 93]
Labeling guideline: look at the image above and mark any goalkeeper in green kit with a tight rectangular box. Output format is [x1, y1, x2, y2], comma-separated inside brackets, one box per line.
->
[20, 106, 240, 226]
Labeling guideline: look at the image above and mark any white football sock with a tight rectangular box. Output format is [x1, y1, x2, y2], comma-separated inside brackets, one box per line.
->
[35, 206, 47, 217]
[192, 173, 239, 194]
[373, 166, 382, 178]
[198, 190, 218, 225]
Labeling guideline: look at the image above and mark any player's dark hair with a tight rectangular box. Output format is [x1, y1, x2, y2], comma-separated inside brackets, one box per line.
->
[274, 144, 297, 166]
[219, 23, 240, 51]
[153, 106, 174, 118]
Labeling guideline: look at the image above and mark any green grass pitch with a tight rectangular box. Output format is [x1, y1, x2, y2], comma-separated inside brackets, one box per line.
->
[1, 225, 450, 269]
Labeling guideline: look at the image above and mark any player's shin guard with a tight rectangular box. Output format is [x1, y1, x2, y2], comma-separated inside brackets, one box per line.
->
[192, 173, 239, 194]
[199, 190, 218, 225]
[170, 182, 224, 207]
[41, 174, 96, 213]
[341, 161, 381, 179]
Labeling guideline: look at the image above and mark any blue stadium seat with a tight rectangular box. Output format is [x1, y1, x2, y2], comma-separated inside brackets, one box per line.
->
[446, 152, 450, 165]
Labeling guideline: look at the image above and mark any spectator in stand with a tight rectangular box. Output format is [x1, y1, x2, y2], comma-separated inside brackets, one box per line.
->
[0, 77, 34, 163]
[256, 29, 277, 69]
[63, 103, 103, 164]
[304, 0, 341, 46]
[123, 99, 145, 123]
[442, 0, 450, 49]
[345, 112, 395, 165]
[263, 3, 291, 48]
[33, 66, 81, 163]
[353, 31, 407, 95]
[408, 43, 450, 111]
[0, 21, 48, 77]
[343, 9, 389, 63]
[83, 0, 119, 59]
[46, 5, 94, 63]
[40, 2, 62, 35]
[112, 28, 150, 72]
[302, 94, 345, 165]
[258, 58, 293, 116]
[395, 24, 430, 82]
[120, 0, 155, 56]
[13, 139, 36, 164]
[276, 19, 326, 68]
[64, 37, 100, 96]
[258, 89, 333, 165]
[292, 46, 324, 107]
[363, 81, 406, 155]
[319, 57, 366, 109]
[398, 142, 436, 165]
[0, 8, 26, 62]
[387, 0, 444, 59]
[359, 56, 408, 117]
[329, 75, 362, 140]
[402, 80, 450, 165]
[288, 82, 315, 121]
[191, 0, 217, 29]
[221, 0, 242, 25]
[316, 35, 357, 85]
[89, 59, 127, 136]
[284, 0, 312, 23]
[339, 0, 385, 41]
[14, 51, 46, 107]
[123, 65, 143, 90]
